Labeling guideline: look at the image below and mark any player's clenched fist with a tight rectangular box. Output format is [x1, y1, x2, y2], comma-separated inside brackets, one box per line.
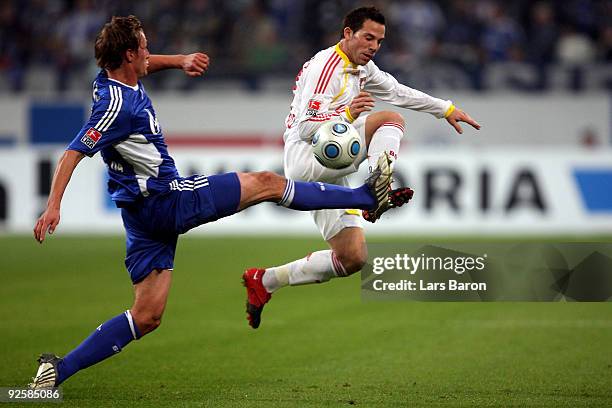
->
[181, 53, 209, 77]
[348, 91, 375, 120]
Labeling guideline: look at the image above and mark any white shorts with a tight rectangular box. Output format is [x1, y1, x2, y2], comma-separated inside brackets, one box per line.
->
[283, 116, 368, 241]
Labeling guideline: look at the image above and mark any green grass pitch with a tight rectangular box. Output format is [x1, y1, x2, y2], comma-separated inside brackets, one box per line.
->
[1, 235, 611, 407]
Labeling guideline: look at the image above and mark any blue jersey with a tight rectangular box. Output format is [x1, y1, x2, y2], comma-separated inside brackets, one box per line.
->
[68, 70, 180, 204]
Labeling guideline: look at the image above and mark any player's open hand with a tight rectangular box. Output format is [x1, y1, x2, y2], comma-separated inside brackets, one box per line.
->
[181, 53, 209, 77]
[349, 91, 375, 120]
[446, 107, 481, 134]
[33, 207, 60, 243]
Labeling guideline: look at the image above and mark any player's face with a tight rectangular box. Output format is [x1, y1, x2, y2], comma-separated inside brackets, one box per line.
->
[134, 31, 150, 77]
[343, 19, 385, 65]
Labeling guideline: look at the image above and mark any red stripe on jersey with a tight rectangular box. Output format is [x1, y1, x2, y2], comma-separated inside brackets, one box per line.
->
[334, 105, 347, 114]
[316, 55, 341, 94]
[314, 53, 338, 94]
[315, 54, 341, 94]
[307, 113, 340, 122]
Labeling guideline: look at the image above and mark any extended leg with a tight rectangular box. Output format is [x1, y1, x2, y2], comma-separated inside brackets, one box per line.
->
[236, 171, 379, 211]
[233, 151, 394, 216]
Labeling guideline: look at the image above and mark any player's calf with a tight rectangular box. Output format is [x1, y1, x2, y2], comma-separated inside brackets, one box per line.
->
[366, 111, 405, 172]
[129, 268, 171, 335]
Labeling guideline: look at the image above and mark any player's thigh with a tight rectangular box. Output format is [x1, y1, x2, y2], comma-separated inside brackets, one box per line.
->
[122, 205, 179, 282]
[131, 268, 172, 319]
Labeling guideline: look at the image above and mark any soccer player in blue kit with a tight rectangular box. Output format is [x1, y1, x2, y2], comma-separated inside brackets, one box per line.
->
[28, 15, 411, 388]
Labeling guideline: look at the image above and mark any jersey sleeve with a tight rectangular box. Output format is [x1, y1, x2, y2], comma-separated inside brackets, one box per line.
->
[295, 56, 345, 141]
[67, 85, 130, 156]
[364, 62, 454, 119]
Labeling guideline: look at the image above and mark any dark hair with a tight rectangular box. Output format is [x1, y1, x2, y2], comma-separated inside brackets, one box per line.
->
[95, 15, 143, 70]
[342, 6, 385, 36]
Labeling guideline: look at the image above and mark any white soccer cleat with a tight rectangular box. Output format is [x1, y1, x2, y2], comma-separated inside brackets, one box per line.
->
[28, 354, 61, 389]
[363, 152, 394, 222]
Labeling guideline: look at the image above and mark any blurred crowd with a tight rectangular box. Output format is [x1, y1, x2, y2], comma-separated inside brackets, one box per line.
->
[0, 0, 610, 93]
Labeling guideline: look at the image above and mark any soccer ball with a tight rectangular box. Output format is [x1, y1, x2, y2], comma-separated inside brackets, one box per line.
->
[311, 120, 361, 169]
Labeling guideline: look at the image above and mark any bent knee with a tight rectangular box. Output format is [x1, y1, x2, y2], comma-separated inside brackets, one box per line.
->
[131, 311, 163, 336]
[380, 111, 405, 127]
[237, 171, 288, 209]
[252, 171, 286, 201]
[336, 250, 367, 275]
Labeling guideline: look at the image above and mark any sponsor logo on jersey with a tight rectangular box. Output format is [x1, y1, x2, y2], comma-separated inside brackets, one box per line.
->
[306, 99, 322, 116]
[81, 127, 102, 149]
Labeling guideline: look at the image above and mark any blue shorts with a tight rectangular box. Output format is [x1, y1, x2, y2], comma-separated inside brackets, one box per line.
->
[121, 173, 241, 284]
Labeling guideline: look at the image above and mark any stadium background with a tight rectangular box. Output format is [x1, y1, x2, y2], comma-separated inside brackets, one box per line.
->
[1, 0, 611, 406]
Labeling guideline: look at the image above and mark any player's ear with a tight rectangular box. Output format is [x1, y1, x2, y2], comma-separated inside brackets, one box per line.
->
[125, 49, 136, 63]
[343, 27, 353, 40]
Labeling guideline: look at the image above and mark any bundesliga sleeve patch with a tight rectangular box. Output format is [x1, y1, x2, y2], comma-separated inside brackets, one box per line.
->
[306, 99, 322, 116]
[81, 127, 102, 149]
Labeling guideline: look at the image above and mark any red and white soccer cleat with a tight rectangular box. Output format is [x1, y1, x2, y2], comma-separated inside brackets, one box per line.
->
[242, 268, 272, 329]
[388, 187, 414, 209]
[362, 187, 414, 223]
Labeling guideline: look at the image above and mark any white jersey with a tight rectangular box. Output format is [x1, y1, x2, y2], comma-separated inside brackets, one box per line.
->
[284, 43, 453, 143]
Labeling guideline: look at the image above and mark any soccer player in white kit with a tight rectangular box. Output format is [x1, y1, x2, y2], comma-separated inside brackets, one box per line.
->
[243, 6, 481, 328]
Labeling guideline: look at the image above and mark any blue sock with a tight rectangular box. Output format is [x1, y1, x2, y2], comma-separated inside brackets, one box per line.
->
[57, 311, 140, 385]
[277, 180, 376, 211]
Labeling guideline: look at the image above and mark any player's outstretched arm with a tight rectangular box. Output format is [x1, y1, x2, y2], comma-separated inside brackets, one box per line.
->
[147, 53, 209, 77]
[445, 106, 481, 134]
[34, 150, 85, 243]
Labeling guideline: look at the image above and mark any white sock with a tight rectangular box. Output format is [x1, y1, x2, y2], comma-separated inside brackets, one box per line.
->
[262, 250, 348, 292]
[367, 122, 405, 172]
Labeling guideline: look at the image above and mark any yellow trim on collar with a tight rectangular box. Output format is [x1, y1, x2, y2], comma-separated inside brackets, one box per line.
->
[334, 43, 353, 65]
[331, 60, 351, 104]
[331, 43, 356, 106]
